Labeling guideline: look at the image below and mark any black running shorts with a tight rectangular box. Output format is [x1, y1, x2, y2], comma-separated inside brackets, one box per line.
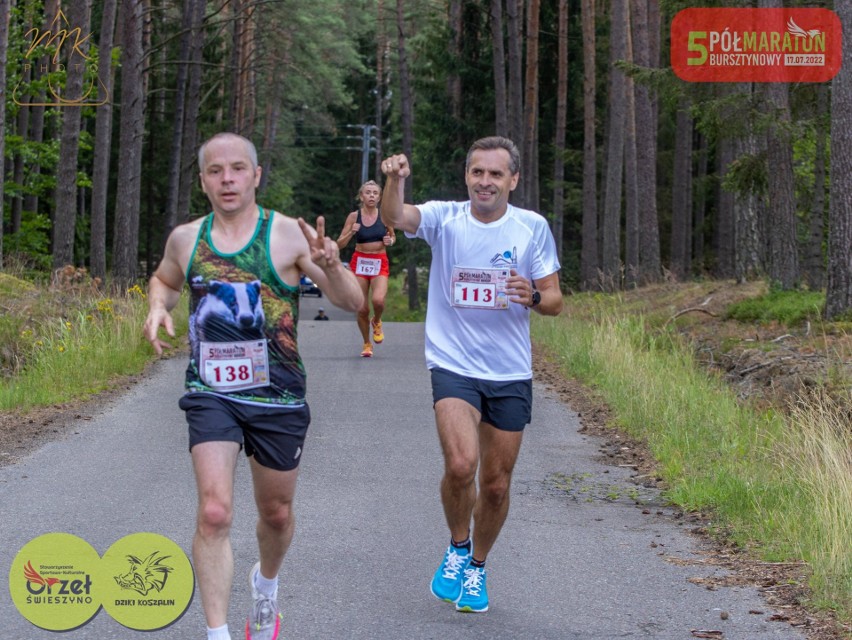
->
[429, 367, 532, 432]
[179, 393, 310, 471]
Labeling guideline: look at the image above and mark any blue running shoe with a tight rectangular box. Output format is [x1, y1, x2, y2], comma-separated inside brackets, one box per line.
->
[455, 565, 488, 613]
[430, 545, 470, 603]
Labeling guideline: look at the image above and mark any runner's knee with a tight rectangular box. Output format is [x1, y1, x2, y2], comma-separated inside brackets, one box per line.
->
[444, 454, 477, 485]
[258, 501, 294, 532]
[197, 498, 233, 536]
[479, 477, 511, 506]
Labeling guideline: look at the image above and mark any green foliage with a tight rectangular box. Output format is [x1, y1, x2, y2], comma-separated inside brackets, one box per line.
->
[250, 1, 378, 225]
[408, 3, 493, 201]
[0, 276, 188, 410]
[4, 213, 52, 272]
[725, 289, 825, 326]
[721, 150, 768, 197]
[382, 273, 426, 323]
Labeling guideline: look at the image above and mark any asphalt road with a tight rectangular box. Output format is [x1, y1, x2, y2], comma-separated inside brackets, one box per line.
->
[0, 294, 807, 639]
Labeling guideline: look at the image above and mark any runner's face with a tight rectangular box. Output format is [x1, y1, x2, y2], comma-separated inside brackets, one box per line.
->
[360, 185, 381, 209]
[465, 149, 519, 221]
[199, 137, 261, 216]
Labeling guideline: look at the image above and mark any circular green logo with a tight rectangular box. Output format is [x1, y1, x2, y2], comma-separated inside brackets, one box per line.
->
[8, 533, 104, 631]
[101, 532, 195, 631]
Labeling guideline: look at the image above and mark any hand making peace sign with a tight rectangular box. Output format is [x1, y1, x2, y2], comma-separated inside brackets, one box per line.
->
[298, 215, 341, 269]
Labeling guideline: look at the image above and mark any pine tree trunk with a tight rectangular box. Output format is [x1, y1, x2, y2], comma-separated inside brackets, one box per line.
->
[112, 0, 146, 288]
[757, 0, 798, 289]
[551, 0, 568, 265]
[0, 0, 9, 266]
[670, 102, 692, 280]
[176, 0, 205, 224]
[11, 61, 29, 235]
[52, 0, 93, 270]
[763, 83, 800, 289]
[825, 1, 852, 319]
[396, 0, 419, 312]
[448, 0, 462, 127]
[507, 0, 524, 183]
[522, 0, 540, 211]
[580, 0, 598, 290]
[162, 0, 194, 241]
[90, 0, 118, 283]
[623, 3, 638, 287]
[490, 0, 508, 137]
[22, 0, 58, 221]
[734, 130, 762, 283]
[601, 0, 628, 289]
[374, 0, 388, 178]
[631, 0, 660, 284]
[693, 133, 708, 273]
[804, 85, 827, 290]
[715, 134, 736, 280]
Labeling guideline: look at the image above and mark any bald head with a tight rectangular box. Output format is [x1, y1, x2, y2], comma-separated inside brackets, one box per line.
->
[198, 133, 259, 171]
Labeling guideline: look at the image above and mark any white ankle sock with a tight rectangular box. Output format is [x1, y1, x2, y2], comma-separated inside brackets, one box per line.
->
[207, 623, 231, 640]
[254, 570, 279, 599]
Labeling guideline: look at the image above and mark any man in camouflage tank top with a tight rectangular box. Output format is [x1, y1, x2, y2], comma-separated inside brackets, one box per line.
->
[144, 133, 362, 640]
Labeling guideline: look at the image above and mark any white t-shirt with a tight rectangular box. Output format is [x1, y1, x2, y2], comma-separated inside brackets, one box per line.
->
[409, 200, 560, 381]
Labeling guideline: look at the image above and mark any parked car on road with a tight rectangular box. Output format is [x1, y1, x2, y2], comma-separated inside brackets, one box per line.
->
[300, 274, 322, 297]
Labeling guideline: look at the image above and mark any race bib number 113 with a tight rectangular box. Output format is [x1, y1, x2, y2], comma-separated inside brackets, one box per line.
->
[451, 266, 509, 310]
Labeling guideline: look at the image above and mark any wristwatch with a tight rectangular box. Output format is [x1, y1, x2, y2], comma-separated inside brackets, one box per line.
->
[531, 289, 541, 307]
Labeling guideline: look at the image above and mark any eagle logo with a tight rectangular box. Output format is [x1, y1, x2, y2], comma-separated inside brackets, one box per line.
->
[24, 561, 60, 590]
[787, 17, 821, 39]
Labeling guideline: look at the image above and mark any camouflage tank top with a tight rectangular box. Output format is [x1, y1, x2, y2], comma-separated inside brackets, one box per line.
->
[184, 207, 305, 406]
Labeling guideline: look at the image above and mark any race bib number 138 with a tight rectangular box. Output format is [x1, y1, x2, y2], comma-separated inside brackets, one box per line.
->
[200, 339, 271, 392]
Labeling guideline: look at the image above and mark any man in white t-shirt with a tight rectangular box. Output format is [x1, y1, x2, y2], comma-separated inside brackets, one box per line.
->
[380, 137, 563, 613]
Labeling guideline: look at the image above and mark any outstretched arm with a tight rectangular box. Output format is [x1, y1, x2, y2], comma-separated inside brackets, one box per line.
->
[380, 154, 421, 235]
[143, 226, 193, 355]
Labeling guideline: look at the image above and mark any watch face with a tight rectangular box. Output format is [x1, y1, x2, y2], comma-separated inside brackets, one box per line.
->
[532, 290, 541, 306]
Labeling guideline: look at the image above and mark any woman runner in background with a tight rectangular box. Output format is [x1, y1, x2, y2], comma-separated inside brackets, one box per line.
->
[336, 180, 395, 357]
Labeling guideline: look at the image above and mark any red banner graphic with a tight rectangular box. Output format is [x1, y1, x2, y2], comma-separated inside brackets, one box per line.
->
[671, 8, 842, 83]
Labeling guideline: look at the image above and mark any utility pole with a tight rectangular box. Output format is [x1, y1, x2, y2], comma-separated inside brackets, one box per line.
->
[360, 124, 374, 185]
[344, 124, 379, 184]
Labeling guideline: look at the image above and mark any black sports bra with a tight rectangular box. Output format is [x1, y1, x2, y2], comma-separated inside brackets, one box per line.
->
[355, 209, 387, 244]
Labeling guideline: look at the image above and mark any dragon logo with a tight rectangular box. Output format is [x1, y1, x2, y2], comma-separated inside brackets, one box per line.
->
[114, 552, 174, 596]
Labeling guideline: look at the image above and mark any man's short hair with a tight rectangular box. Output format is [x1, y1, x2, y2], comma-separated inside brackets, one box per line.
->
[198, 133, 259, 171]
[465, 136, 520, 175]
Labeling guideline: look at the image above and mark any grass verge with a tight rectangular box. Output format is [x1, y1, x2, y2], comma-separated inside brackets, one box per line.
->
[0, 277, 187, 413]
[531, 297, 851, 623]
[382, 273, 427, 322]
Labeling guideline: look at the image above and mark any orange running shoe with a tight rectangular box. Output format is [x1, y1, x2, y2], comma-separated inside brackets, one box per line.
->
[360, 343, 373, 358]
[371, 318, 384, 343]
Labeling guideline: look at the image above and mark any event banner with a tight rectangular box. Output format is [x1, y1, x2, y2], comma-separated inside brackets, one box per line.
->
[671, 8, 842, 83]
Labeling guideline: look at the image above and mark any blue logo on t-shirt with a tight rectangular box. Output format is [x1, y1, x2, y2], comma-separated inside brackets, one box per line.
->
[490, 247, 517, 268]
